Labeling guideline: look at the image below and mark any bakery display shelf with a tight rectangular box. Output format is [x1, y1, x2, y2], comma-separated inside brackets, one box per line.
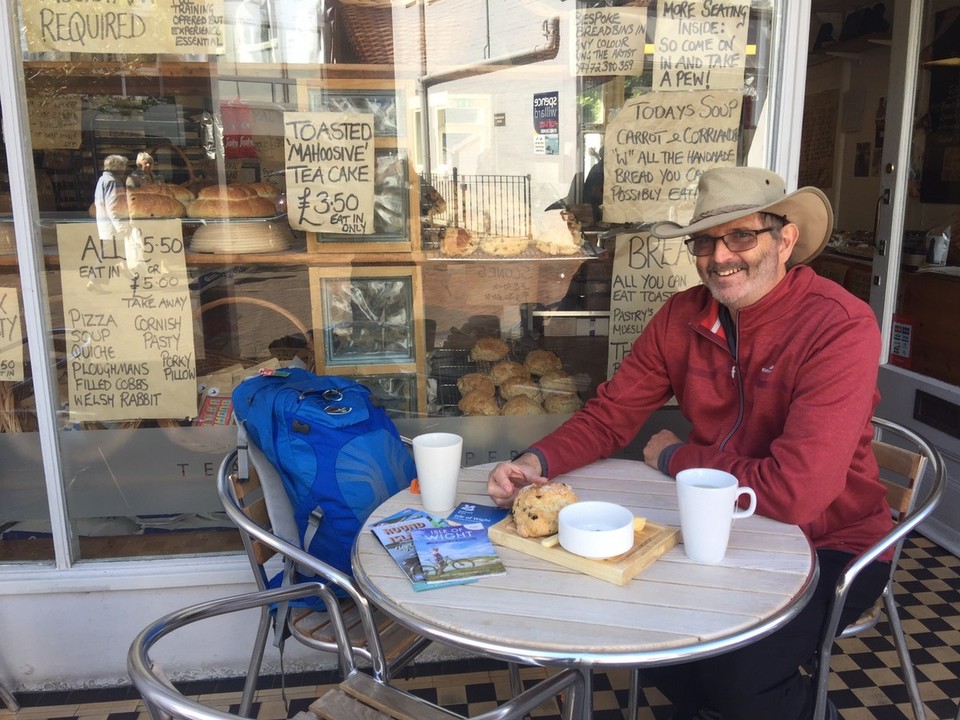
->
[425, 240, 603, 262]
[182, 213, 288, 225]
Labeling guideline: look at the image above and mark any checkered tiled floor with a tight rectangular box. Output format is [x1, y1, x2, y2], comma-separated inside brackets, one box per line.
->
[2, 535, 957, 720]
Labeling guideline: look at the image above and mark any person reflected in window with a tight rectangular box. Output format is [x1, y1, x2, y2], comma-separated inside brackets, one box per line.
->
[126, 151, 163, 189]
[487, 167, 893, 720]
[94, 154, 129, 242]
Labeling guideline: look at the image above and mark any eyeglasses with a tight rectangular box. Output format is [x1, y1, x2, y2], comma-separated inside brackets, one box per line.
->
[684, 227, 774, 257]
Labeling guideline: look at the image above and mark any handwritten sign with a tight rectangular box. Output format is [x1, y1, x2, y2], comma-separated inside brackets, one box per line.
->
[653, 0, 749, 91]
[0, 287, 24, 382]
[57, 219, 197, 423]
[23, 0, 226, 55]
[603, 90, 741, 224]
[575, 7, 648, 77]
[284, 111, 375, 234]
[445, 263, 540, 305]
[607, 232, 700, 379]
[28, 95, 81, 150]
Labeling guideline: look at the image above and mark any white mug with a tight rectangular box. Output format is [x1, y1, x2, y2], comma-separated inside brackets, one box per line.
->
[675, 468, 757, 564]
[412, 433, 463, 514]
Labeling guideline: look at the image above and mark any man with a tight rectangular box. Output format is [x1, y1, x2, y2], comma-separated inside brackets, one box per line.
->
[487, 167, 893, 720]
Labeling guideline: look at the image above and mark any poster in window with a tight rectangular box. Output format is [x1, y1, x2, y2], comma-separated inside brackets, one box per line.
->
[56, 219, 198, 423]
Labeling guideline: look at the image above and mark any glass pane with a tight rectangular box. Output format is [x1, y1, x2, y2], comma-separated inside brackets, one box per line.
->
[10, 0, 785, 561]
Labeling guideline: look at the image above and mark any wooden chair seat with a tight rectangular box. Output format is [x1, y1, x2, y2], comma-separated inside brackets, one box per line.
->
[312, 672, 464, 720]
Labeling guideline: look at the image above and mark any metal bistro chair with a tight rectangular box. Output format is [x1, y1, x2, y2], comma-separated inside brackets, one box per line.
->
[812, 416, 947, 720]
[217, 426, 433, 716]
[129, 583, 584, 720]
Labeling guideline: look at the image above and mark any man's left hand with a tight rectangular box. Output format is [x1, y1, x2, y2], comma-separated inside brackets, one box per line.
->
[643, 429, 682, 470]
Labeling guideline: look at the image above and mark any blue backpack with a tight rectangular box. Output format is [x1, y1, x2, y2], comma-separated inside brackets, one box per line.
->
[232, 368, 416, 578]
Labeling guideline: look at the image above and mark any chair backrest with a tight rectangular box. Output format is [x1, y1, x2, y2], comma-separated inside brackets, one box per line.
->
[819, 416, 946, 650]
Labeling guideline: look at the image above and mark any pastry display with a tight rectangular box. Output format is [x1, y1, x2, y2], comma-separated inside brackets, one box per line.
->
[457, 372, 496, 398]
[512, 482, 579, 538]
[470, 337, 509, 362]
[489, 360, 530, 386]
[502, 395, 545, 416]
[458, 391, 500, 416]
[441, 227, 479, 257]
[524, 349, 563, 376]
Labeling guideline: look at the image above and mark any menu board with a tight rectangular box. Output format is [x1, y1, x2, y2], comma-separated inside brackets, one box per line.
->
[284, 111, 376, 234]
[653, 0, 750, 91]
[57, 220, 197, 423]
[23, 0, 225, 55]
[575, 7, 648, 77]
[28, 95, 81, 150]
[603, 90, 741, 224]
[607, 232, 700, 379]
[0, 287, 24, 382]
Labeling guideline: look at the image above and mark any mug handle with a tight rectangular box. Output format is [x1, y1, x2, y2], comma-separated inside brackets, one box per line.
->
[733, 487, 757, 519]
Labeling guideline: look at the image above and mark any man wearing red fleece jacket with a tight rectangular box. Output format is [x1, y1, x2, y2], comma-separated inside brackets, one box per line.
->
[487, 167, 892, 720]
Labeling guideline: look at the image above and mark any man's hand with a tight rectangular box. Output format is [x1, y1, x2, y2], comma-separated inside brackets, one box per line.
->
[643, 429, 683, 470]
[487, 453, 548, 508]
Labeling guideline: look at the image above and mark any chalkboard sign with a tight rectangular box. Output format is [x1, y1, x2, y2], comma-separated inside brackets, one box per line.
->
[603, 90, 741, 224]
[23, 0, 226, 55]
[575, 7, 648, 77]
[607, 232, 700, 379]
[0, 286, 24, 382]
[653, 0, 750, 91]
[57, 219, 197, 423]
[284, 111, 376, 234]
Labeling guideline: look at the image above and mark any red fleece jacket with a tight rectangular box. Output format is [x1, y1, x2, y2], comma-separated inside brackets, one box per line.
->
[532, 265, 893, 558]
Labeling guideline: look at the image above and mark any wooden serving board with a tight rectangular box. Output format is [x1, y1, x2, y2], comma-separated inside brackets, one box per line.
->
[488, 515, 679, 586]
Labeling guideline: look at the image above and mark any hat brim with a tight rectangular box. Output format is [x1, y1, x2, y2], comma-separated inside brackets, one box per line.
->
[650, 186, 833, 266]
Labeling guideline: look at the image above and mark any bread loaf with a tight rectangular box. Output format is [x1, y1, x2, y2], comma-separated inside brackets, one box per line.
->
[127, 191, 187, 219]
[197, 184, 259, 200]
[133, 184, 195, 204]
[187, 196, 277, 219]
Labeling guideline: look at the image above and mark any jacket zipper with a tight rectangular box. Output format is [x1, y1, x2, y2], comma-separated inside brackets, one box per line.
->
[719, 323, 744, 450]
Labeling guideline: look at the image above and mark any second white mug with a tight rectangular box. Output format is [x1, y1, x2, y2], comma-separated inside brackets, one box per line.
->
[676, 468, 757, 564]
[412, 432, 463, 514]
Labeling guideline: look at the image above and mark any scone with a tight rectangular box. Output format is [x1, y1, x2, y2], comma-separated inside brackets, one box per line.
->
[441, 227, 479, 257]
[544, 392, 582, 414]
[457, 372, 495, 398]
[500, 376, 542, 401]
[490, 360, 531, 386]
[470, 337, 509, 362]
[524, 349, 563, 376]
[539, 370, 577, 395]
[502, 396, 545, 416]
[458, 391, 500, 416]
[512, 482, 579, 538]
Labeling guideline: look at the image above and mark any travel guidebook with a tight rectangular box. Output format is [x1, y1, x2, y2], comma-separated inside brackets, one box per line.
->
[446, 502, 509, 528]
[371, 509, 477, 591]
[410, 524, 507, 585]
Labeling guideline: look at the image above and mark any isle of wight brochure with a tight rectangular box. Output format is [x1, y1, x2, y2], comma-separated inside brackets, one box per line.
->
[371, 509, 477, 591]
[410, 524, 507, 585]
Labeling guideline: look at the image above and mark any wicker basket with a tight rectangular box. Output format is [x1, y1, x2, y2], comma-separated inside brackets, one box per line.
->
[339, 0, 395, 64]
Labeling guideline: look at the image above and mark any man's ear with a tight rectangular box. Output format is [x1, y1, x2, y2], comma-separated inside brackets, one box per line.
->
[779, 223, 800, 264]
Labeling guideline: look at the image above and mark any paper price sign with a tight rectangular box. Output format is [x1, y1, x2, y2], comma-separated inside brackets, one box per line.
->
[284, 112, 376, 234]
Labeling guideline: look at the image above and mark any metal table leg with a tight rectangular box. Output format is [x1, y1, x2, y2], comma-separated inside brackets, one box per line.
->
[0, 680, 19, 712]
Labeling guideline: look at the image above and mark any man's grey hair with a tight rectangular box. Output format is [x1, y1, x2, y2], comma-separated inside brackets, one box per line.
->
[103, 155, 129, 173]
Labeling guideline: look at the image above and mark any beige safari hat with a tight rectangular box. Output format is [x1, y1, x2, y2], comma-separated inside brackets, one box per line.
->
[649, 167, 833, 265]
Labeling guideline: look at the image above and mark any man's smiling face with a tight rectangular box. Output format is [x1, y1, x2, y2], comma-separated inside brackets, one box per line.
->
[694, 213, 798, 313]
